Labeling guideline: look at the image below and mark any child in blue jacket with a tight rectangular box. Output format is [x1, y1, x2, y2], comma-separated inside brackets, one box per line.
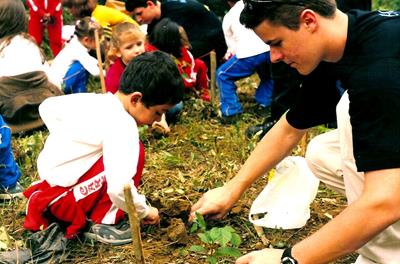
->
[0, 115, 23, 200]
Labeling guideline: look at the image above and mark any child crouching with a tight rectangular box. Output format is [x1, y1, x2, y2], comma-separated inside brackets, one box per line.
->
[23, 51, 184, 245]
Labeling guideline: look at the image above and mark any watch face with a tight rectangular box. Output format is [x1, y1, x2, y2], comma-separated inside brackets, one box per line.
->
[281, 256, 297, 264]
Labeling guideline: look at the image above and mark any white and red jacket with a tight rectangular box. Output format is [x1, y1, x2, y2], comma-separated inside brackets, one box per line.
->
[23, 93, 150, 237]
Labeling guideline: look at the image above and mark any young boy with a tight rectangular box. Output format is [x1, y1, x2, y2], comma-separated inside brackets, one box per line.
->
[23, 51, 184, 245]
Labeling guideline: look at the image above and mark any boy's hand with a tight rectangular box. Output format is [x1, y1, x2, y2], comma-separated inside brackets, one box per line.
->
[142, 207, 160, 225]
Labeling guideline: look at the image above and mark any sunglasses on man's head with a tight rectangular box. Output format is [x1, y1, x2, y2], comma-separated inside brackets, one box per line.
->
[243, 0, 304, 11]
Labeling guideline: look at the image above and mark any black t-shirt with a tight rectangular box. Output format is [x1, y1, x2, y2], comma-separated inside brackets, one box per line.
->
[286, 10, 400, 172]
[336, 0, 371, 12]
[148, 0, 226, 59]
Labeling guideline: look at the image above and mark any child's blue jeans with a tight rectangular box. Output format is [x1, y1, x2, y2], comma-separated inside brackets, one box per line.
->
[63, 61, 89, 94]
[217, 52, 274, 117]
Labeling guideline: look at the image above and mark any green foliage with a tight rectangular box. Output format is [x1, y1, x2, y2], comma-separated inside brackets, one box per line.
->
[373, 0, 400, 10]
[190, 212, 207, 233]
[13, 131, 47, 186]
[189, 213, 241, 263]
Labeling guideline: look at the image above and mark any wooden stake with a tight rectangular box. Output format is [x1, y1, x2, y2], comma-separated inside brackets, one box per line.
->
[299, 132, 308, 157]
[252, 215, 270, 246]
[94, 29, 106, 94]
[209, 50, 217, 107]
[124, 184, 145, 263]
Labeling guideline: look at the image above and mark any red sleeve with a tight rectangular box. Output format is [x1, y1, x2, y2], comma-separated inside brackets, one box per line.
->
[105, 59, 124, 94]
[145, 43, 159, 52]
[47, 0, 62, 15]
[27, 0, 46, 17]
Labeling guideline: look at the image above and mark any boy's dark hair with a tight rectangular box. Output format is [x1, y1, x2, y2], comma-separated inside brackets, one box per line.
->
[126, 0, 157, 12]
[240, 0, 336, 30]
[119, 51, 184, 107]
[62, 0, 96, 18]
[149, 18, 182, 58]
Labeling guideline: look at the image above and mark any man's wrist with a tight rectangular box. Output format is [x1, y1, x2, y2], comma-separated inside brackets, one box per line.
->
[225, 180, 245, 202]
[281, 247, 298, 264]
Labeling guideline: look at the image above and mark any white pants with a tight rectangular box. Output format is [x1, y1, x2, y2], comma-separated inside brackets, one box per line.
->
[305, 92, 400, 264]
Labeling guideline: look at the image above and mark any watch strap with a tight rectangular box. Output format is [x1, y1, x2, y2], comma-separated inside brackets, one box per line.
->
[280, 247, 298, 264]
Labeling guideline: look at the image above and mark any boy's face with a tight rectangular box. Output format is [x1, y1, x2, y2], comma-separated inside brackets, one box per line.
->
[128, 93, 172, 125]
[254, 15, 323, 75]
[133, 1, 160, 24]
[117, 35, 145, 65]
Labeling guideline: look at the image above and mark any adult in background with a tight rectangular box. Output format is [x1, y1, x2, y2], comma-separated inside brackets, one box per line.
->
[126, 0, 227, 63]
[190, 0, 400, 263]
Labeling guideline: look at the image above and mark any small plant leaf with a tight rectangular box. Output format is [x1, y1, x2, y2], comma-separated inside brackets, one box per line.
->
[215, 247, 241, 258]
[190, 222, 198, 233]
[209, 227, 221, 242]
[195, 212, 207, 231]
[222, 225, 236, 233]
[198, 233, 211, 244]
[218, 228, 232, 247]
[231, 233, 242, 247]
[207, 256, 218, 264]
[189, 245, 207, 253]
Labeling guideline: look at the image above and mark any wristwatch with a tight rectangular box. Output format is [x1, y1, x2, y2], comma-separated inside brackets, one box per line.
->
[281, 247, 298, 264]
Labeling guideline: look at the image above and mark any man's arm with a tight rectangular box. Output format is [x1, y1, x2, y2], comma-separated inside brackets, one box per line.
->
[237, 168, 400, 263]
[190, 115, 307, 220]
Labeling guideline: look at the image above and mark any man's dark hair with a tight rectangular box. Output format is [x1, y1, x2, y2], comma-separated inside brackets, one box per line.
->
[119, 51, 184, 107]
[240, 0, 336, 30]
[125, 0, 156, 12]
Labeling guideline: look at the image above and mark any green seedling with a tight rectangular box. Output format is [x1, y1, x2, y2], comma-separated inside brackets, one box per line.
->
[189, 212, 241, 264]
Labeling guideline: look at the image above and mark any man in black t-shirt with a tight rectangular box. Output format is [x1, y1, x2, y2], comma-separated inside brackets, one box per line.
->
[190, 0, 400, 263]
[125, 0, 227, 62]
[245, 0, 372, 140]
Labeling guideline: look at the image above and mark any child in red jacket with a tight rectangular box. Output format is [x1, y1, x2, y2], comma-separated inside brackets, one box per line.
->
[27, 0, 63, 57]
[106, 22, 146, 94]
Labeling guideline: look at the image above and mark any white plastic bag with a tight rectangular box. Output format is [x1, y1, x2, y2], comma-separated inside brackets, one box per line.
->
[249, 156, 320, 229]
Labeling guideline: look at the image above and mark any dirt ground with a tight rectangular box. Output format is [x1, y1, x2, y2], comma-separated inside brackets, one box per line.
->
[2, 78, 358, 263]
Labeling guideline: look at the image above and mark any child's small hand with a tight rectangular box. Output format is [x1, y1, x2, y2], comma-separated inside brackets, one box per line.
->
[142, 207, 160, 225]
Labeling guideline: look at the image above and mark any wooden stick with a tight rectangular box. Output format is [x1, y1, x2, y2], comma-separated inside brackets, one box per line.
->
[124, 184, 145, 263]
[252, 215, 270, 246]
[209, 50, 217, 107]
[94, 29, 106, 94]
[299, 132, 308, 157]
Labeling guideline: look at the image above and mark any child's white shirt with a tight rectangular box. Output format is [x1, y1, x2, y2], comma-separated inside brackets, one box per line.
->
[222, 1, 269, 59]
[48, 36, 99, 88]
[0, 35, 48, 78]
[37, 93, 149, 219]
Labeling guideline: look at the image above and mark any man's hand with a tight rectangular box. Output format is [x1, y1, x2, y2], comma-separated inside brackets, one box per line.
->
[189, 186, 239, 222]
[236, 248, 284, 264]
[142, 206, 160, 225]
